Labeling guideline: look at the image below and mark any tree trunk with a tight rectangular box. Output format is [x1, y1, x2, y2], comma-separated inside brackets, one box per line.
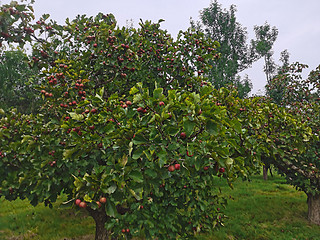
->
[263, 165, 268, 181]
[87, 207, 110, 240]
[307, 193, 320, 225]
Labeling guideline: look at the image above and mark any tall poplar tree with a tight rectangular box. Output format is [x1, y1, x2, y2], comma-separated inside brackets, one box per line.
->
[192, 0, 279, 98]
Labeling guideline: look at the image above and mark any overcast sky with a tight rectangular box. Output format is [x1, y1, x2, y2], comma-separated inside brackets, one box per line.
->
[2, 0, 319, 94]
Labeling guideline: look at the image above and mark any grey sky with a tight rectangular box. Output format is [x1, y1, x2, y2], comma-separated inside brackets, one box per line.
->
[1, 0, 319, 94]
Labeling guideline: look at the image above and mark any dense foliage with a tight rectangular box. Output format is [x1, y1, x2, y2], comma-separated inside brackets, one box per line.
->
[0, 50, 40, 113]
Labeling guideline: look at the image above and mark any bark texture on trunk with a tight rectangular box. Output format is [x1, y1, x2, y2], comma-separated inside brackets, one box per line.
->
[263, 165, 268, 181]
[307, 193, 320, 226]
[87, 207, 109, 240]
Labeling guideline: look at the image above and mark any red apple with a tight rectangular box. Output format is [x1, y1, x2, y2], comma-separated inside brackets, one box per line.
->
[174, 164, 181, 170]
[168, 165, 175, 172]
[79, 201, 87, 208]
[180, 132, 186, 139]
[137, 107, 144, 112]
[75, 199, 81, 206]
[99, 197, 107, 204]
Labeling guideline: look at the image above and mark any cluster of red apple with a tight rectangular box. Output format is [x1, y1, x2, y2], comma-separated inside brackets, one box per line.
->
[74, 80, 85, 90]
[23, 27, 34, 34]
[40, 50, 48, 58]
[48, 150, 55, 156]
[48, 160, 56, 167]
[60, 101, 77, 108]
[168, 163, 181, 172]
[40, 90, 53, 97]
[47, 75, 58, 85]
[137, 107, 147, 114]
[72, 126, 83, 136]
[48, 151, 56, 167]
[120, 100, 132, 108]
[2, 7, 20, 16]
[121, 228, 130, 234]
[75, 196, 107, 209]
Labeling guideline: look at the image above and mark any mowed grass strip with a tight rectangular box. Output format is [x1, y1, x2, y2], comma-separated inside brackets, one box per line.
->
[204, 174, 320, 240]
[0, 196, 95, 240]
[1, 174, 320, 240]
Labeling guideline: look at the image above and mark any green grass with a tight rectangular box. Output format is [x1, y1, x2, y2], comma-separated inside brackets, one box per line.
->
[0, 196, 95, 240]
[201, 174, 320, 240]
[1, 174, 320, 239]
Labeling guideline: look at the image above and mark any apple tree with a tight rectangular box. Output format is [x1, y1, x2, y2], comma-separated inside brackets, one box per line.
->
[265, 62, 320, 225]
[0, 2, 264, 239]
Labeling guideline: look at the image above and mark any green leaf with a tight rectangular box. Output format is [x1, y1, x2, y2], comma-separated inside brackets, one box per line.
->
[144, 150, 155, 160]
[101, 184, 117, 194]
[129, 141, 133, 156]
[73, 175, 83, 191]
[231, 119, 242, 134]
[183, 119, 196, 136]
[153, 88, 163, 99]
[132, 149, 144, 160]
[120, 155, 128, 167]
[128, 170, 143, 183]
[145, 169, 157, 178]
[63, 148, 77, 159]
[93, 92, 104, 102]
[27, 5, 34, 12]
[166, 126, 179, 136]
[168, 90, 177, 100]
[21, 135, 32, 144]
[106, 199, 116, 217]
[133, 93, 142, 103]
[68, 112, 84, 121]
[133, 134, 147, 144]
[226, 157, 233, 166]
[83, 194, 92, 202]
[129, 187, 143, 201]
[99, 87, 105, 98]
[206, 120, 218, 135]
[148, 114, 156, 124]
[130, 86, 139, 95]
[191, 92, 200, 103]
[157, 150, 167, 168]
